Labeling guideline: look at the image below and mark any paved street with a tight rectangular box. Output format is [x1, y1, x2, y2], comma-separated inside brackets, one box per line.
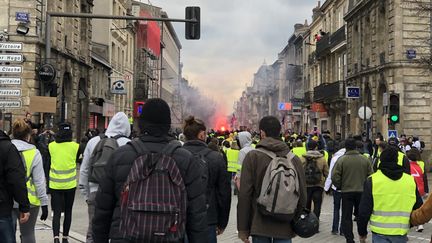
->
[25, 174, 432, 242]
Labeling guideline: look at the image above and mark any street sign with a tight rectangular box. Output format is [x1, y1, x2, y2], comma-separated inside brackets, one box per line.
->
[278, 102, 292, 111]
[0, 100, 21, 108]
[407, 49, 416, 59]
[0, 89, 21, 97]
[388, 130, 398, 138]
[0, 42, 23, 51]
[0, 54, 23, 63]
[358, 106, 372, 120]
[346, 86, 360, 98]
[0, 66, 22, 73]
[0, 77, 21, 85]
[15, 12, 30, 22]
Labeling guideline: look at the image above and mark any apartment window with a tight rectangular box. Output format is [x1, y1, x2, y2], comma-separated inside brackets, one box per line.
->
[117, 46, 121, 70]
[112, 43, 116, 63]
[337, 55, 342, 81]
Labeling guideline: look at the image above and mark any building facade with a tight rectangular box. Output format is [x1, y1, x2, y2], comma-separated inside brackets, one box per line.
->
[92, 0, 135, 119]
[345, 0, 432, 144]
[0, 0, 93, 138]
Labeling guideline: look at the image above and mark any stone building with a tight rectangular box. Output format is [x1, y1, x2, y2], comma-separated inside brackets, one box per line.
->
[312, 0, 349, 136]
[345, 0, 432, 144]
[92, 0, 135, 119]
[238, 62, 277, 131]
[0, 0, 93, 138]
[303, 2, 324, 133]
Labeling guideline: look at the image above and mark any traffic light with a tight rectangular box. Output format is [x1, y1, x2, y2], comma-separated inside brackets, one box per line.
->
[185, 7, 200, 40]
[389, 93, 400, 124]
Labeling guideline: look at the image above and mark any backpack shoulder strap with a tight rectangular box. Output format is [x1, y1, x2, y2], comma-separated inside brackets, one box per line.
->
[129, 139, 151, 156]
[256, 148, 277, 159]
[286, 151, 295, 163]
[113, 134, 127, 140]
[198, 148, 213, 158]
[161, 140, 182, 156]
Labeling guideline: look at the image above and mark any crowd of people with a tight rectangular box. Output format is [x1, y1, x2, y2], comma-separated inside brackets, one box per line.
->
[0, 98, 432, 243]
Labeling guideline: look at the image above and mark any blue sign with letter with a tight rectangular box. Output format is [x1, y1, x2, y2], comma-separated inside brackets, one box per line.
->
[346, 87, 360, 99]
[407, 49, 416, 59]
[15, 12, 30, 23]
[388, 130, 398, 138]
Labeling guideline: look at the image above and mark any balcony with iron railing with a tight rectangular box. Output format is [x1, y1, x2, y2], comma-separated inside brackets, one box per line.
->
[316, 25, 346, 59]
[313, 80, 345, 102]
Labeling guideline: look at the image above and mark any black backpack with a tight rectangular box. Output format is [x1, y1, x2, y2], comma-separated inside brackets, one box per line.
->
[120, 140, 187, 242]
[304, 157, 322, 185]
[88, 134, 125, 183]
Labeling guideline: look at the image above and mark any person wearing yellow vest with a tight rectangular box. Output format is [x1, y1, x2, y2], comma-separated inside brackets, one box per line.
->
[48, 123, 79, 243]
[358, 147, 422, 243]
[226, 146, 240, 174]
[373, 138, 411, 174]
[292, 140, 307, 158]
[11, 119, 49, 243]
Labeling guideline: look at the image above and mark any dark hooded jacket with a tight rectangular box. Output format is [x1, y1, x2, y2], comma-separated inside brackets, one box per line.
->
[237, 137, 307, 240]
[183, 140, 231, 229]
[92, 135, 208, 243]
[0, 130, 30, 216]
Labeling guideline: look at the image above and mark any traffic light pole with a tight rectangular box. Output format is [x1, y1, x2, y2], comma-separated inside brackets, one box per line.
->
[44, 12, 198, 62]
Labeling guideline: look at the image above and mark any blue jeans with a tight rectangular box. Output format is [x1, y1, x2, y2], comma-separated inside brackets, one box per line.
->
[0, 216, 15, 243]
[252, 235, 292, 243]
[372, 233, 408, 243]
[332, 190, 342, 233]
[208, 225, 217, 243]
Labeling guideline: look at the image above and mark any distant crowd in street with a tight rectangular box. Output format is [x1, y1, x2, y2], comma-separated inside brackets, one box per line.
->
[1, 99, 432, 243]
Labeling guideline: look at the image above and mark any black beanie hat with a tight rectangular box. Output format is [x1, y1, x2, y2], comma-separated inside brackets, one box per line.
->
[380, 147, 399, 165]
[56, 122, 73, 143]
[139, 98, 171, 136]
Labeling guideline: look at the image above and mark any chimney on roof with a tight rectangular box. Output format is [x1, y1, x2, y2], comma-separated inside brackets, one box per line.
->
[304, 19, 309, 26]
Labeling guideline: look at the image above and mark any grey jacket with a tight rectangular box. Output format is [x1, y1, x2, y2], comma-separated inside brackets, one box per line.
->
[79, 112, 131, 200]
[12, 139, 49, 207]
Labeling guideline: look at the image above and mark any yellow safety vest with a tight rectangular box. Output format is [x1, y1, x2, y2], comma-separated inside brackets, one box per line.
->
[292, 147, 307, 158]
[324, 151, 329, 162]
[128, 117, 133, 125]
[22, 149, 40, 206]
[418, 160, 425, 173]
[377, 152, 404, 168]
[370, 170, 417, 236]
[226, 148, 241, 173]
[48, 141, 79, 190]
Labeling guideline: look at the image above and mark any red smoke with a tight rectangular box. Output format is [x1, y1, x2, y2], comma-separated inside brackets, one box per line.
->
[212, 110, 231, 132]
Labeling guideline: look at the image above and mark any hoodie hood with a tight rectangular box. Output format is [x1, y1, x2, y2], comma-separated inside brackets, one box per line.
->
[302, 150, 324, 159]
[238, 131, 252, 148]
[105, 112, 131, 138]
[11, 139, 35, 152]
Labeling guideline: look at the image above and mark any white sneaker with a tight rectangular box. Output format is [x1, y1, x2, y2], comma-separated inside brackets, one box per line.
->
[417, 225, 424, 232]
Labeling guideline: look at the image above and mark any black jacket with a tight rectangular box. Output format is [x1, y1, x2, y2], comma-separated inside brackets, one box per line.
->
[183, 140, 231, 229]
[92, 135, 208, 243]
[0, 130, 30, 216]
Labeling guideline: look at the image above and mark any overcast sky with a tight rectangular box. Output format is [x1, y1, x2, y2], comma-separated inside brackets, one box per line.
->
[149, 0, 318, 114]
